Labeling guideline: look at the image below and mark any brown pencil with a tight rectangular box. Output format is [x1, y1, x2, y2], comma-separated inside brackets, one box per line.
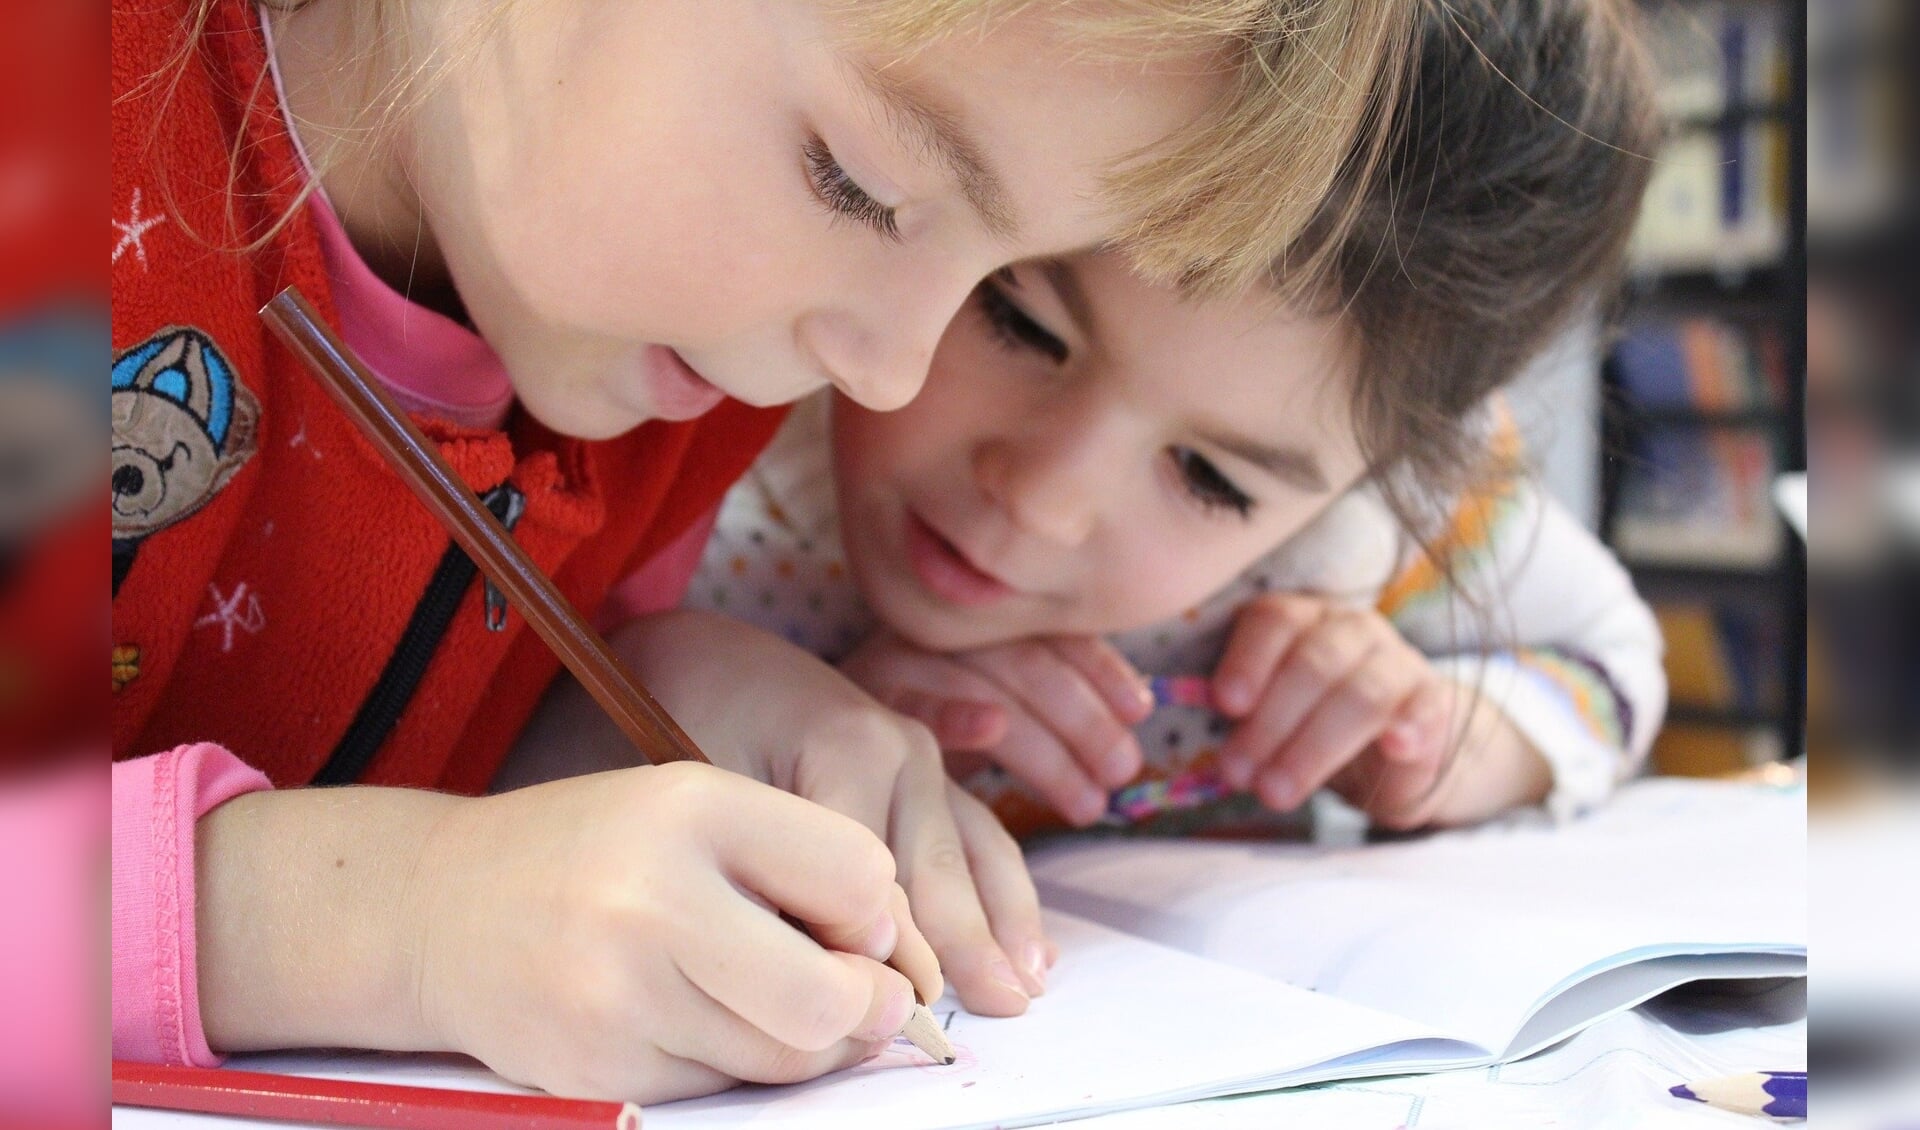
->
[259, 286, 953, 1066]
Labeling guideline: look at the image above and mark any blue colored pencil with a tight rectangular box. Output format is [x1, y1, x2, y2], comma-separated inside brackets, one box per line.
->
[1669, 1071, 1805, 1120]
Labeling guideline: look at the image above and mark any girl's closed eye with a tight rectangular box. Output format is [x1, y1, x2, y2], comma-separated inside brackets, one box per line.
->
[1170, 446, 1255, 519]
[803, 137, 900, 242]
[978, 275, 1069, 363]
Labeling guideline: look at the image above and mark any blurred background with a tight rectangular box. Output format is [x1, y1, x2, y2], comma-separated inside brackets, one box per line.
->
[0, 1, 104, 1128]
[1800, 0, 1920, 1124]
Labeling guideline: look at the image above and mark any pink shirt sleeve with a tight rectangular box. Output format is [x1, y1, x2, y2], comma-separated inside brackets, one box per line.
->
[598, 505, 722, 631]
[112, 743, 272, 1066]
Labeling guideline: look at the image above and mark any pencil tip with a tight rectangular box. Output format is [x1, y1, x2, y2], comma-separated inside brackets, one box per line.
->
[942, 1056, 955, 1065]
[1670, 1084, 1699, 1102]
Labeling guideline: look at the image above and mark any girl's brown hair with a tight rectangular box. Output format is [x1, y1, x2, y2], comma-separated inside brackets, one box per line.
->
[1298, 0, 1660, 530]
[1281, 0, 1659, 808]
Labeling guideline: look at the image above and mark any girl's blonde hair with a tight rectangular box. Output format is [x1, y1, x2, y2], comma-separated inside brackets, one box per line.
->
[145, 0, 1412, 299]
[850, 1, 1413, 299]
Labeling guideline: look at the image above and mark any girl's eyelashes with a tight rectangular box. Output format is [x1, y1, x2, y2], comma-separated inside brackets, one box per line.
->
[803, 137, 900, 243]
[978, 277, 1068, 363]
[1170, 447, 1255, 519]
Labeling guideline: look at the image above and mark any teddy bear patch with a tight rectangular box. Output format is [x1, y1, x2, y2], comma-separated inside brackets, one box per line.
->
[111, 326, 260, 594]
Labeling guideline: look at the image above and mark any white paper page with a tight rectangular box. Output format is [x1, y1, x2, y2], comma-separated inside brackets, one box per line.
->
[1501, 951, 1805, 1061]
[649, 910, 1458, 1130]
[1065, 978, 1806, 1130]
[1030, 779, 1806, 1050]
[113, 911, 1456, 1130]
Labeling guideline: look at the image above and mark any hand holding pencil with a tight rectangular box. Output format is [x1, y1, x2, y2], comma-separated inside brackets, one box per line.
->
[210, 290, 1025, 1108]
[408, 766, 940, 1098]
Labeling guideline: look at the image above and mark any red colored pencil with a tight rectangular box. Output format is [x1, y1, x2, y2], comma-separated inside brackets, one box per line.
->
[112, 1061, 641, 1130]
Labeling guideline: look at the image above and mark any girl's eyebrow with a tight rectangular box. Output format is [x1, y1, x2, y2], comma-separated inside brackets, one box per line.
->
[1193, 429, 1330, 493]
[853, 61, 1019, 240]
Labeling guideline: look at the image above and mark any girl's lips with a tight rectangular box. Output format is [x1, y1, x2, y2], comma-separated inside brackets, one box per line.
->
[639, 345, 727, 421]
[905, 512, 1015, 607]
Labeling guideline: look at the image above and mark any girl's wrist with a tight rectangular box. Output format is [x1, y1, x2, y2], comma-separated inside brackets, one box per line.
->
[1427, 693, 1552, 827]
[196, 786, 467, 1055]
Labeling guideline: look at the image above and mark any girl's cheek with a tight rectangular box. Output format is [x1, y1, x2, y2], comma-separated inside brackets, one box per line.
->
[1098, 542, 1205, 627]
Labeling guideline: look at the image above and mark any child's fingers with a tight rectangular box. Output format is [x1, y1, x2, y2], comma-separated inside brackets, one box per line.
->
[658, 958, 893, 1087]
[885, 743, 1032, 1018]
[960, 642, 1141, 790]
[1362, 754, 1450, 830]
[1218, 610, 1374, 788]
[775, 720, 950, 1008]
[947, 780, 1051, 995]
[1046, 635, 1154, 724]
[1387, 679, 1455, 764]
[878, 882, 944, 1005]
[1358, 683, 1457, 828]
[708, 774, 899, 945]
[889, 689, 1010, 752]
[1212, 594, 1326, 716]
[1257, 642, 1426, 810]
[988, 706, 1110, 826]
[838, 635, 1013, 753]
[672, 885, 908, 1053]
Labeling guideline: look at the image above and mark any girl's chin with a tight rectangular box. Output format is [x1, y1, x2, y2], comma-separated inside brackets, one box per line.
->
[511, 391, 640, 441]
[878, 598, 1021, 655]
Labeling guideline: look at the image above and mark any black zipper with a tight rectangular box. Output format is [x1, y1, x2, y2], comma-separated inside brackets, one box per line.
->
[312, 482, 526, 785]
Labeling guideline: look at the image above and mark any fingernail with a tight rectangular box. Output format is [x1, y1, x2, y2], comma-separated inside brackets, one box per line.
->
[1216, 677, 1250, 715]
[859, 915, 898, 963]
[1219, 755, 1250, 791]
[870, 988, 912, 1040]
[1261, 771, 1299, 810]
[957, 703, 998, 740]
[1386, 723, 1421, 760]
[1045, 940, 1061, 969]
[986, 956, 1030, 1003]
[1019, 941, 1050, 996]
[1072, 789, 1108, 827]
[1106, 736, 1142, 786]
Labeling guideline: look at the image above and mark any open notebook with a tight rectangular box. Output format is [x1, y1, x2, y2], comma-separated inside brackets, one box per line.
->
[122, 779, 1804, 1130]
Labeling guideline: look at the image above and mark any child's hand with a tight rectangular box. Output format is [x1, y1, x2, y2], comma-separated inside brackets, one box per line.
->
[1212, 593, 1550, 828]
[840, 630, 1152, 828]
[1212, 593, 1450, 815]
[426, 766, 936, 1099]
[547, 611, 1050, 1013]
[1325, 685, 1555, 829]
[196, 768, 931, 1103]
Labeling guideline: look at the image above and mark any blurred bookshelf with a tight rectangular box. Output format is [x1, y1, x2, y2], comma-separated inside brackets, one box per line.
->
[1600, 0, 1806, 776]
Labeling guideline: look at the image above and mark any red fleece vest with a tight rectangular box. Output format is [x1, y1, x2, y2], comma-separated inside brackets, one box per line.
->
[110, 0, 785, 791]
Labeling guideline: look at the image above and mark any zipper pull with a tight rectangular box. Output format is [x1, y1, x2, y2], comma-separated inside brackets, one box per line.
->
[480, 482, 528, 632]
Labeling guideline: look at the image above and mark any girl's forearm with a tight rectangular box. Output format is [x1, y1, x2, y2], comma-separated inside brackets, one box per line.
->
[194, 785, 463, 1054]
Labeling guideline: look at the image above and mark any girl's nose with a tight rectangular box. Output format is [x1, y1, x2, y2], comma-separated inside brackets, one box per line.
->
[972, 434, 1099, 549]
[797, 280, 968, 413]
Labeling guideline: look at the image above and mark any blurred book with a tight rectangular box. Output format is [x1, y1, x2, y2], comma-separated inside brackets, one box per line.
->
[1630, 2, 1791, 273]
[1613, 317, 1787, 410]
[1651, 599, 1786, 778]
[1655, 600, 1784, 715]
[1611, 317, 1785, 566]
[1614, 430, 1780, 566]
